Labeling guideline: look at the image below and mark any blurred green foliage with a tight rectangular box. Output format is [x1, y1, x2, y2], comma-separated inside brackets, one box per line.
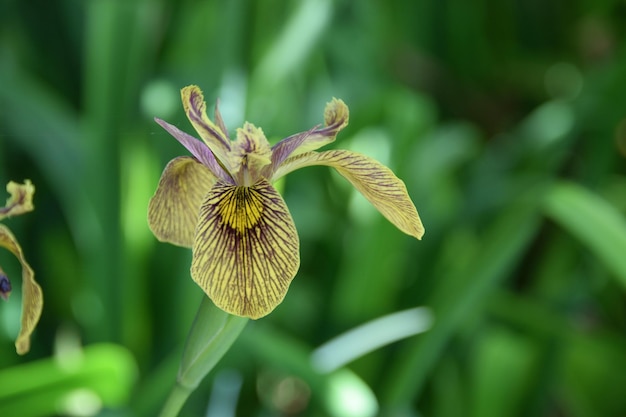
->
[1, 0, 626, 416]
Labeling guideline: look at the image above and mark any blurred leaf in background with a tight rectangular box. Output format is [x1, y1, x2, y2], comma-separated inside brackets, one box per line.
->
[1, 0, 625, 416]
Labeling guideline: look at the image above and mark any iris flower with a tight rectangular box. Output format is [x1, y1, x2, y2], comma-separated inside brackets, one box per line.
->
[148, 86, 424, 319]
[0, 180, 43, 354]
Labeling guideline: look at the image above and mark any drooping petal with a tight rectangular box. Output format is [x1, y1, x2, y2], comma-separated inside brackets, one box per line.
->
[181, 85, 232, 167]
[148, 156, 217, 247]
[270, 98, 350, 169]
[191, 178, 300, 319]
[0, 224, 43, 355]
[154, 117, 233, 184]
[0, 180, 35, 220]
[275, 150, 424, 239]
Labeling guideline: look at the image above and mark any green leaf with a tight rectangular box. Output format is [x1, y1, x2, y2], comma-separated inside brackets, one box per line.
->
[382, 193, 542, 411]
[0, 344, 137, 417]
[543, 181, 626, 290]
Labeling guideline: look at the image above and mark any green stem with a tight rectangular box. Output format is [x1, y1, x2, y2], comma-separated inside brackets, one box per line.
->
[159, 384, 193, 417]
[159, 297, 249, 417]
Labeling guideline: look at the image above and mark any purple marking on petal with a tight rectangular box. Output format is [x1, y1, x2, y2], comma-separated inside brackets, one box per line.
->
[187, 90, 231, 150]
[269, 126, 318, 171]
[155, 118, 235, 185]
[0, 274, 11, 300]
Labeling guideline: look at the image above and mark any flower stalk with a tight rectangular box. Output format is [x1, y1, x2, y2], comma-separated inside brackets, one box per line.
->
[159, 296, 248, 417]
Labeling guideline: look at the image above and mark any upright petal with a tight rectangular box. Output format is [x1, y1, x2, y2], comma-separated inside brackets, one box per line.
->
[0, 180, 35, 220]
[276, 150, 424, 239]
[270, 98, 350, 169]
[230, 123, 273, 185]
[148, 156, 216, 247]
[182, 85, 232, 167]
[192, 179, 300, 319]
[154, 117, 233, 184]
[0, 225, 43, 355]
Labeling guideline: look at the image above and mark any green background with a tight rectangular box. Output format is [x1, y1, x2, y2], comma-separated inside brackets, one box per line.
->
[1, 0, 625, 416]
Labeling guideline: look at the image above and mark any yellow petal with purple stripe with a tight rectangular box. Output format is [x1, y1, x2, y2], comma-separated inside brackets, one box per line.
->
[148, 156, 216, 247]
[275, 150, 424, 239]
[270, 98, 350, 169]
[181, 85, 232, 168]
[0, 224, 43, 355]
[191, 179, 300, 319]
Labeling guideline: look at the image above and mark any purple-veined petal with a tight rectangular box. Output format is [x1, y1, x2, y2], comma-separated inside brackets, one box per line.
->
[154, 117, 233, 184]
[267, 127, 317, 177]
[191, 178, 300, 319]
[181, 85, 232, 166]
[270, 98, 349, 168]
[275, 150, 424, 239]
[0, 225, 43, 355]
[148, 156, 217, 247]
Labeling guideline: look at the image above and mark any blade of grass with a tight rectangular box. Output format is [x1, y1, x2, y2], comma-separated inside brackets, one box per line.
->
[82, 0, 158, 343]
[0, 344, 137, 417]
[382, 190, 543, 412]
[543, 181, 626, 290]
[253, 0, 332, 88]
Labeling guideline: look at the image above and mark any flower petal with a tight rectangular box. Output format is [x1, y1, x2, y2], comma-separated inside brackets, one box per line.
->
[0, 224, 43, 355]
[230, 123, 273, 185]
[276, 150, 424, 239]
[270, 98, 350, 168]
[191, 178, 300, 319]
[181, 85, 232, 167]
[148, 156, 216, 247]
[154, 117, 233, 184]
[0, 180, 35, 220]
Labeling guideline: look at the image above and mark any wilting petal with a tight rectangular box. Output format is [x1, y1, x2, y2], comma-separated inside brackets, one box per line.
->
[276, 150, 424, 239]
[148, 156, 217, 247]
[270, 98, 350, 168]
[181, 85, 232, 167]
[0, 180, 35, 220]
[0, 225, 43, 355]
[191, 178, 300, 319]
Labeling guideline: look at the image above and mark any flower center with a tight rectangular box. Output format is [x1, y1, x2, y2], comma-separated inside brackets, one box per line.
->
[231, 123, 272, 186]
[216, 186, 264, 234]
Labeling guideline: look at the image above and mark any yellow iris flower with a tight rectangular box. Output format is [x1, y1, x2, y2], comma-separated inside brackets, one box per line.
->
[148, 86, 424, 319]
[0, 180, 43, 354]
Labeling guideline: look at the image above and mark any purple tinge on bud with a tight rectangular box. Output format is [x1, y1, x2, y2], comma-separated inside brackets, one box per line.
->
[0, 273, 11, 300]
